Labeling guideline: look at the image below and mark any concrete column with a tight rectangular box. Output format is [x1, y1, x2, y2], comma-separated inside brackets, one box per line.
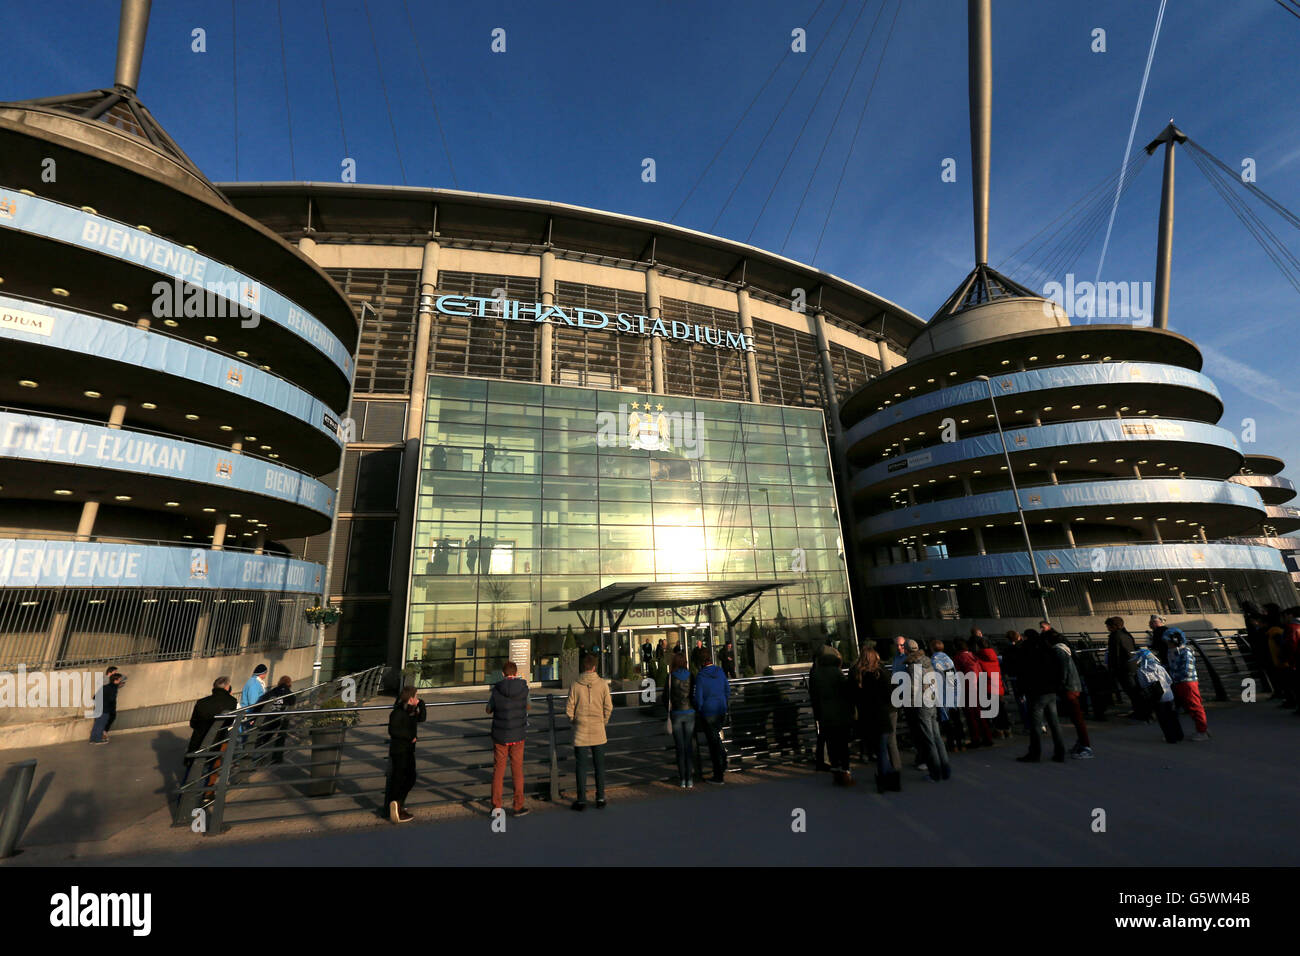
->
[409, 240, 440, 440]
[135, 317, 151, 330]
[1132, 464, 1142, 479]
[812, 311, 840, 433]
[972, 526, 988, 555]
[539, 249, 555, 385]
[74, 500, 100, 542]
[298, 234, 317, 259]
[230, 441, 243, 455]
[192, 609, 212, 659]
[107, 399, 127, 429]
[385, 239, 441, 675]
[876, 338, 897, 373]
[646, 268, 665, 394]
[253, 530, 266, 555]
[736, 288, 761, 403]
[212, 515, 228, 551]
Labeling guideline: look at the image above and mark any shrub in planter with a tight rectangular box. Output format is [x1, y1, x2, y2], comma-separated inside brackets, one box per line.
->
[303, 697, 358, 797]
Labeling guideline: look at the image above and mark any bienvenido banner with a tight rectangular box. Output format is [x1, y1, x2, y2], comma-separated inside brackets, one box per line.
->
[434, 294, 756, 352]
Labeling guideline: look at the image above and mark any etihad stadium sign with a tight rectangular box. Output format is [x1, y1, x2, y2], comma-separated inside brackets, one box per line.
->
[434, 294, 755, 352]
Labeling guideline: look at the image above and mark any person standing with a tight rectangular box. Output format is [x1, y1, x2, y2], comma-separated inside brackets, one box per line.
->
[929, 640, 965, 753]
[953, 639, 993, 748]
[1134, 648, 1182, 743]
[852, 648, 901, 793]
[487, 661, 531, 816]
[465, 535, 479, 575]
[255, 675, 295, 763]
[1148, 615, 1183, 666]
[1016, 629, 1068, 763]
[974, 635, 1012, 738]
[720, 642, 737, 679]
[808, 647, 855, 786]
[384, 686, 427, 823]
[1165, 631, 1210, 741]
[182, 676, 238, 786]
[666, 652, 696, 788]
[89, 667, 124, 744]
[1001, 629, 1032, 733]
[692, 649, 731, 784]
[240, 664, 269, 709]
[1048, 634, 1092, 759]
[901, 639, 950, 782]
[566, 654, 614, 810]
[1104, 616, 1148, 720]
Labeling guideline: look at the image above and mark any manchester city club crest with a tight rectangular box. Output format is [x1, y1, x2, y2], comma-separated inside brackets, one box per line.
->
[627, 406, 672, 452]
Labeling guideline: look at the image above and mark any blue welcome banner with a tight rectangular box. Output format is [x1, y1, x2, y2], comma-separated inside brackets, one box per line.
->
[0, 187, 351, 376]
[0, 538, 323, 591]
[0, 411, 335, 517]
[0, 295, 343, 445]
[866, 541, 1287, 587]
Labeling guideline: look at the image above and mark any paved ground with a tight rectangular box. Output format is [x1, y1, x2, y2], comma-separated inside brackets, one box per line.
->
[6, 696, 1297, 867]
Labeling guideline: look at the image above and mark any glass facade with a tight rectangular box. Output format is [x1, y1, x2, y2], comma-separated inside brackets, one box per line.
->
[406, 373, 856, 685]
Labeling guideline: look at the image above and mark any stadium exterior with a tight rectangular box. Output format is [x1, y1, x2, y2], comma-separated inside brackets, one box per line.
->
[0, 10, 356, 742]
[219, 181, 920, 685]
[840, 266, 1299, 639]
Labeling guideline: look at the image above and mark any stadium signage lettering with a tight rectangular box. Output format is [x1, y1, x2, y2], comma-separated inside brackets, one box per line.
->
[434, 295, 755, 352]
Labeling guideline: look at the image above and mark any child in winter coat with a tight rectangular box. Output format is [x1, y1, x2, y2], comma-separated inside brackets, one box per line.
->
[1166, 632, 1210, 740]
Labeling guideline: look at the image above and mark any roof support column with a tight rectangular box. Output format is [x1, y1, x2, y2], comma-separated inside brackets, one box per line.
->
[812, 311, 840, 436]
[539, 249, 555, 385]
[646, 268, 665, 394]
[212, 514, 228, 551]
[74, 500, 99, 543]
[736, 287, 761, 404]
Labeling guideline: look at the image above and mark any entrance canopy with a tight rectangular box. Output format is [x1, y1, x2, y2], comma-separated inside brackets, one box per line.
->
[550, 579, 792, 638]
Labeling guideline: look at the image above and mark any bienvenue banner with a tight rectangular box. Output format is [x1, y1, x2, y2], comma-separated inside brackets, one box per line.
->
[866, 541, 1287, 587]
[860, 417, 1240, 488]
[860, 477, 1265, 537]
[847, 362, 1220, 443]
[0, 538, 323, 591]
[0, 187, 352, 376]
[0, 411, 334, 517]
[0, 295, 343, 446]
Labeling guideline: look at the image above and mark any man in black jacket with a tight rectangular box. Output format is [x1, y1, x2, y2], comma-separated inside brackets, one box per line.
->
[486, 661, 531, 817]
[180, 677, 239, 790]
[384, 686, 427, 824]
[1016, 630, 1068, 764]
[89, 667, 125, 744]
[1104, 616, 1148, 719]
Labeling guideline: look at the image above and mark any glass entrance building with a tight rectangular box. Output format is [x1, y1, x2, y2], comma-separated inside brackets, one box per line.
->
[408, 374, 853, 684]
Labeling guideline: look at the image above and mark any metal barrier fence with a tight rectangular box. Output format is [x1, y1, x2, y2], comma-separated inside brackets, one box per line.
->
[173, 664, 388, 832]
[172, 671, 819, 835]
[0, 588, 317, 670]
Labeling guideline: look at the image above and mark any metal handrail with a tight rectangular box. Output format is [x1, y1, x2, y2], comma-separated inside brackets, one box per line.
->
[172, 668, 816, 834]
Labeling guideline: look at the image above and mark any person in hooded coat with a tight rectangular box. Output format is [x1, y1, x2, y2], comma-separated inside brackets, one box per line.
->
[852, 648, 902, 793]
[930, 640, 965, 753]
[953, 639, 993, 748]
[809, 647, 855, 786]
[974, 635, 1012, 737]
[692, 649, 731, 784]
[487, 660, 531, 816]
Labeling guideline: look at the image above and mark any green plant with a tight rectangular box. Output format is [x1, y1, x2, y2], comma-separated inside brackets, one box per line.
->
[655, 660, 669, 687]
[619, 655, 634, 681]
[303, 605, 342, 627]
[763, 666, 775, 676]
[307, 696, 359, 730]
[741, 665, 755, 678]
[563, 625, 577, 650]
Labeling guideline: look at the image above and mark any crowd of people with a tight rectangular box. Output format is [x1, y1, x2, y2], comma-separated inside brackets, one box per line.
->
[801, 614, 1228, 793]
[156, 599, 1299, 824]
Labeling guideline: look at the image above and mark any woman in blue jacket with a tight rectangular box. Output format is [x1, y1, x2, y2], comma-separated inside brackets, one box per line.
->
[692, 650, 731, 784]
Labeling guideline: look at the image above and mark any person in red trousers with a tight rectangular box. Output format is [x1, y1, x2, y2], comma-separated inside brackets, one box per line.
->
[952, 639, 992, 747]
[1165, 632, 1210, 740]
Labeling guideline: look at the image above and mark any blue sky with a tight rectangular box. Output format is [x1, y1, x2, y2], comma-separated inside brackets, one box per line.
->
[11, 0, 1300, 485]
